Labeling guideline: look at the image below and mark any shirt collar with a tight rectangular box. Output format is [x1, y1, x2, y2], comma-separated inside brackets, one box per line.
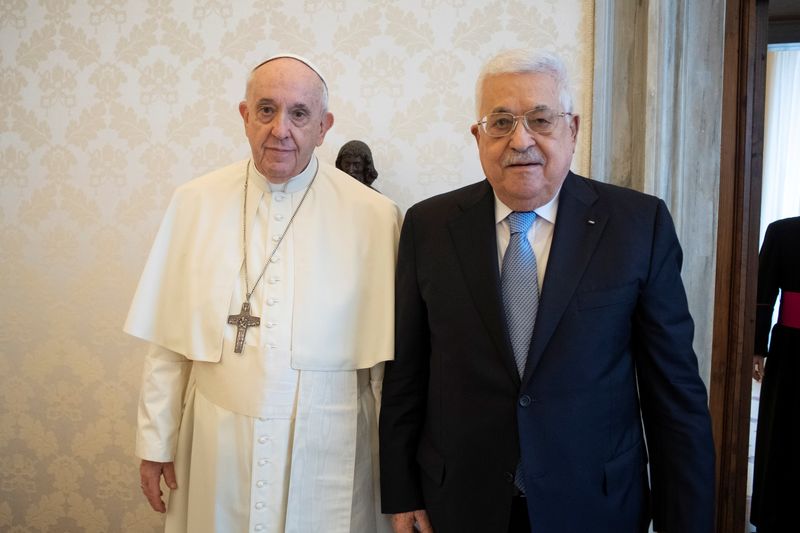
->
[249, 155, 318, 194]
[493, 187, 560, 226]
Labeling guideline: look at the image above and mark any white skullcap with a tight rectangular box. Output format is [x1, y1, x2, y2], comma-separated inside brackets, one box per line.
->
[253, 53, 327, 88]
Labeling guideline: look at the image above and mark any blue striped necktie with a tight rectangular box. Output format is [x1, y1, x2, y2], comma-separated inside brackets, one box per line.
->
[501, 211, 539, 377]
[501, 210, 538, 494]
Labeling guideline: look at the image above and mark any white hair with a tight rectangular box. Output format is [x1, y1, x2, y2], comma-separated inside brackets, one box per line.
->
[475, 49, 574, 118]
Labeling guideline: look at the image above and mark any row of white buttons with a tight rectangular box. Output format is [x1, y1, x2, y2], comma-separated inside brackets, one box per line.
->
[253, 425, 271, 531]
[251, 195, 290, 532]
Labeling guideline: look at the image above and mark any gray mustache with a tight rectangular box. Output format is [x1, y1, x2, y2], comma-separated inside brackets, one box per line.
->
[503, 150, 544, 167]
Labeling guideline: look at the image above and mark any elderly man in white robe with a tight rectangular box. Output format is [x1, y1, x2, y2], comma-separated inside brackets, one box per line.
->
[125, 54, 399, 533]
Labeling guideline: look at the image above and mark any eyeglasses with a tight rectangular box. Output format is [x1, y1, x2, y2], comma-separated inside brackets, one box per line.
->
[475, 109, 573, 137]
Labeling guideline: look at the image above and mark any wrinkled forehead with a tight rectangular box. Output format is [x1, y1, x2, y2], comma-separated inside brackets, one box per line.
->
[478, 71, 561, 115]
[252, 54, 327, 88]
[245, 55, 329, 110]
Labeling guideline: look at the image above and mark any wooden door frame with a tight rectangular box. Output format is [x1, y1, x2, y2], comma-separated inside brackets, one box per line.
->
[710, 0, 768, 530]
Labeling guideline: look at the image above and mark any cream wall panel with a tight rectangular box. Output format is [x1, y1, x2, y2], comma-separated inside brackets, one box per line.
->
[0, 1, 593, 530]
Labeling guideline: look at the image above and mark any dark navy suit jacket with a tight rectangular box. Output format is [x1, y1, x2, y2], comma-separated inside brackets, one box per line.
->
[379, 172, 715, 532]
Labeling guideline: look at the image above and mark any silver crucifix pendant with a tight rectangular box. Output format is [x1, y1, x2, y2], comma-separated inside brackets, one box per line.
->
[227, 302, 260, 353]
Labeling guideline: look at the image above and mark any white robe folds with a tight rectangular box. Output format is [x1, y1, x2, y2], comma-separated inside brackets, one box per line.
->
[126, 157, 400, 533]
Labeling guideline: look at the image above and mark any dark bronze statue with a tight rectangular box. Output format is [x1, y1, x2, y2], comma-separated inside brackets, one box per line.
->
[335, 140, 378, 188]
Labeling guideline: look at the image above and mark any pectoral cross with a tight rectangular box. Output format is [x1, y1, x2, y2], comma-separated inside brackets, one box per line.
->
[227, 302, 260, 353]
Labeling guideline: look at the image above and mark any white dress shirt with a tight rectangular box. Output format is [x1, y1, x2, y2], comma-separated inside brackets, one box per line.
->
[494, 191, 560, 290]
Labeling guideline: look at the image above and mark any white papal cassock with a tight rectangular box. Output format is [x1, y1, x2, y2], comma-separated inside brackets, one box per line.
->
[125, 156, 400, 532]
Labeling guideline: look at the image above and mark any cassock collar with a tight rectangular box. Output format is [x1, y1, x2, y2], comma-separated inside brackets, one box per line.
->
[249, 155, 319, 195]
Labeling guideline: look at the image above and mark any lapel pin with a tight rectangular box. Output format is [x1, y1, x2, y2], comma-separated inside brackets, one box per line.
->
[587, 219, 596, 225]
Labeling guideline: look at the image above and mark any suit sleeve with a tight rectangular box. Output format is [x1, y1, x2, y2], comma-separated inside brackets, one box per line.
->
[135, 343, 193, 462]
[632, 200, 715, 533]
[754, 222, 780, 355]
[379, 208, 430, 514]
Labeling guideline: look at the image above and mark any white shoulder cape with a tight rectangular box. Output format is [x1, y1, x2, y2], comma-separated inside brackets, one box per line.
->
[124, 159, 401, 370]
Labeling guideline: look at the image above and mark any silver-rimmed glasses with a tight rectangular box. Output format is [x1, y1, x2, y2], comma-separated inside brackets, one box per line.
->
[476, 109, 573, 137]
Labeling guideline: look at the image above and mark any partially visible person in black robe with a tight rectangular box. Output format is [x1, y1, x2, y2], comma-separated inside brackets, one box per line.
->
[751, 215, 800, 533]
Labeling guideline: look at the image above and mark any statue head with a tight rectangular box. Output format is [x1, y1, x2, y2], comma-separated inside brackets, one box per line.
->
[335, 140, 378, 186]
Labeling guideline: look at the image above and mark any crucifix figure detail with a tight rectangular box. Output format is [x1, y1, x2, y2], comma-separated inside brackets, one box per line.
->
[227, 302, 260, 353]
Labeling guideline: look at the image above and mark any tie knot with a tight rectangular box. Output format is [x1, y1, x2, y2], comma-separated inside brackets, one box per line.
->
[507, 211, 536, 234]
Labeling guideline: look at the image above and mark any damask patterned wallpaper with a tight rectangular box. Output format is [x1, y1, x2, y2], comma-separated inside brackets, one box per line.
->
[0, 1, 592, 530]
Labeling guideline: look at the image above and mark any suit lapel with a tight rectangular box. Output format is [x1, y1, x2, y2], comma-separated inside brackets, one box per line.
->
[448, 181, 520, 385]
[522, 173, 608, 385]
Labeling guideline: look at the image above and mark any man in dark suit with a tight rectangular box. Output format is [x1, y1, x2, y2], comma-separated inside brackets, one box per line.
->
[379, 49, 715, 533]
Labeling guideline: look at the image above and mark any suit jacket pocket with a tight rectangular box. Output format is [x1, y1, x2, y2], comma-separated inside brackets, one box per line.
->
[577, 281, 639, 310]
[603, 441, 647, 496]
[416, 435, 445, 486]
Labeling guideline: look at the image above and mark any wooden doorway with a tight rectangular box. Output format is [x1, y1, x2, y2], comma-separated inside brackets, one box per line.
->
[710, 0, 767, 531]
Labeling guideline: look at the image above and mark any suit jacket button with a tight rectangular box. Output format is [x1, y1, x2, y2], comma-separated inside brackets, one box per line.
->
[504, 471, 514, 483]
[519, 394, 532, 407]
